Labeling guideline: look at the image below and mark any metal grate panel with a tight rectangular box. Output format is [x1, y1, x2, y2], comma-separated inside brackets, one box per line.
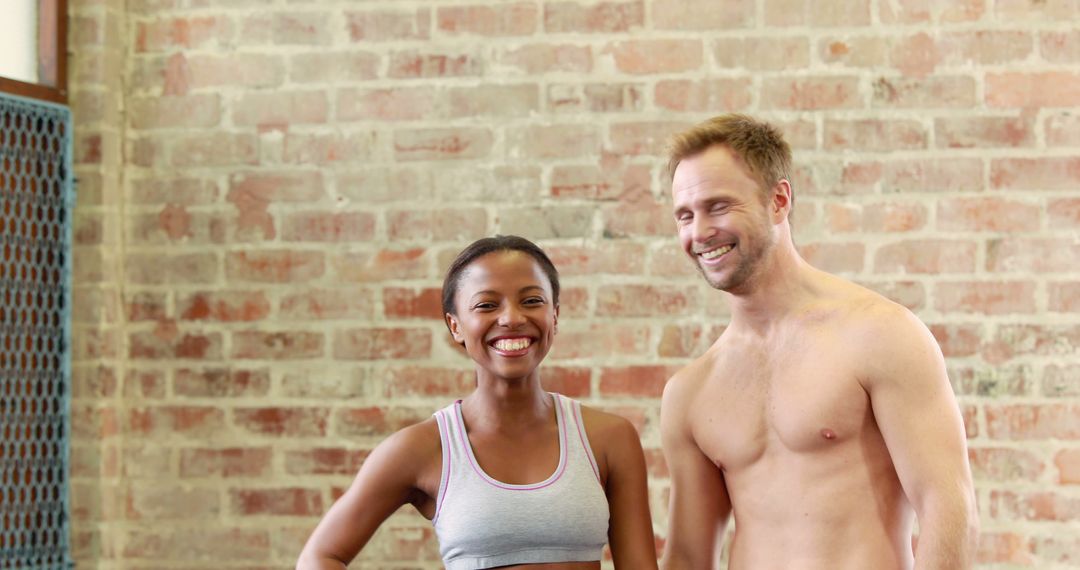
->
[0, 92, 73, 570]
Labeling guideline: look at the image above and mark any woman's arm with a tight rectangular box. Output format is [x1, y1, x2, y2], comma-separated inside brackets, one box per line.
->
[583, 408, 659, 569]
[296, 420, 440, 569]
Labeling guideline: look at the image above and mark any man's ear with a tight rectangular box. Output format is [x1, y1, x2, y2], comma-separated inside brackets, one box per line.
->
[445, 313, 465, 346]
[770, 179, 793, 223]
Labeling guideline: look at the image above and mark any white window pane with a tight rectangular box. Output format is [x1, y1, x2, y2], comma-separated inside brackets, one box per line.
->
[0, 1, 39, 84]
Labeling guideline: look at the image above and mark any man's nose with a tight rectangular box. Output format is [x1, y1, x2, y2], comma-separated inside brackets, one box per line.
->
[691, 215, 716, 243]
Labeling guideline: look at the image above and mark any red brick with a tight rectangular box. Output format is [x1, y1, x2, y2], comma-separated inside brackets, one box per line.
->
[175, 368, 270, 398]
[332, 248, 430, 283]
[135, 15, 232, 52]
[546, 242, 647, 275]
[338, 87, 436, 122]
[1031, 535, 1080, 565]
[226, 250, 325, 283]
[658, 324, 708, 358]
[129, 95, 220, 129]
[508, 124, 601, 159]
[596, 285, 697, 317]
[129, 331, 223, 360]
[880, 0, 985, 23]
[824, 120, 927, 152]
[125, 369, 168, 399]
[550, 323, 650, 360]
[285, 448, 370, 476]
[178, 291, 270, 322]
[948, 364, 1032, 397]
[861, 201, 928, 232]
[937, 197, 1041, 232]
[549, 82, 645, 113]
[384, 288, 442, 320]
[655, 79, 752, 112]
[766, 0, 870, 26]
[708, 36, 812, 69]
[496, 205, 593, 239]
[1046, 112, 1080, 146]
[544, 1, 644, 33]
[1049, 282, 1080, 313]
[872, 76, 976, 108]
[991, 157, 1080, 191]
[605, 39, 703, 74]
[934, 281, 1036, 315]
[987, 238, 1080, 273]
[384, 366, 474, 397]
[334, 328, 432, 360]
[1040, 30, 1080, 63]
[290, 52, 380, 82]
[987, 404, 1080, 440]
[123, 528, 268, 561]
[438, 3, 538, 36]
[984, 325, 1080, 364]
[71, 365, 118, 399]
[180, 448, 272, 478]
[234, 407, 330, 437]
[346, 8, 430, 41]
[337, 407, 432, 437]
[762, 77, 861, 110]
[339, 168, 436, 204]
[232, 91, 327, 127]
[875, 240, 976, 274]
[124, 291, 167, 322]
[127, 486, 219, 520]
[393, 128, 493, 161]
[551, 164, 648, 201]
[171, 133, 257, 167]
[541, 367, 592, 398]
[820, 36, 887, 67]
[230, 488, 322, 517]
[387, 208, 488, 241]
[935, 115, 1033, 148]
[883, 158, 983, 192]
[889, 32, 940, 77]
[1055, 449, 1080, 484]
[130, 177, 219, 206]
[449, 84, 540, 118]
[284, 132, 376, 165]
[268, 13, 330, 45]
[388, 50, 483, 78]
[962, 405, 979, 438]
[559, 287, 590, 318]
[601, 189, 671, 238]
[498, 44, 593, 74]
[976, 532, 1034, 565]
[796, 242, 865, 274]
[120, 252, 212, 289]
[282, 212, 376, 242]
[231, 331, 324, 360]
[599, 365, 678, 397]
[990, 490, 1080, 522]
[280, 289, 375, 320]
[987, 72, 1080, 107]
[184, 53, 286, 89]
[128, 406, 225, 438]
[654, 0, 752, 29]
[608, 120, 692, 156]
[938, 31, 1033, 65]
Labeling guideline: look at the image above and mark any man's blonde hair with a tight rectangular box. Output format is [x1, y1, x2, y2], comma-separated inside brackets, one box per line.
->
[666, 114, 793, 194]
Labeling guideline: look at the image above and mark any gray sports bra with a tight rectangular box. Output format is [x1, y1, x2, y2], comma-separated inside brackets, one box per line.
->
[431, 393, 610, 570]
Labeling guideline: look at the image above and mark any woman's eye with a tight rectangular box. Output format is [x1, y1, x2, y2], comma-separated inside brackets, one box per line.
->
[474, 302, 496, 310]
[523, 297, 544, 305]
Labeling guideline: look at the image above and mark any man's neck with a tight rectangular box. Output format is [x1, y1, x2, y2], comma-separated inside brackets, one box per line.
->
[724, 242, 816, 337]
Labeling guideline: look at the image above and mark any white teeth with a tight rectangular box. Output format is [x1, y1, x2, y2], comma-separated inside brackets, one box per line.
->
[493, 338, 531, 351]
[700, 244, 734, 260]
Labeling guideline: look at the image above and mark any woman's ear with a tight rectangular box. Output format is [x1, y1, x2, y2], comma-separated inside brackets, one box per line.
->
[553, 305, 559, 335]
[445, 312, 465, 346]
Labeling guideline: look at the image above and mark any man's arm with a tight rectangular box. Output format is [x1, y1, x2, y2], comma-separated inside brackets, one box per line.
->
[859, 307, 978, 570]
[660, 372, 731, 570]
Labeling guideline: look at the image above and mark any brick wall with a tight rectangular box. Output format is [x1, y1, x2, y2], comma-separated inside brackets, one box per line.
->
[66, 0, 1079, 568]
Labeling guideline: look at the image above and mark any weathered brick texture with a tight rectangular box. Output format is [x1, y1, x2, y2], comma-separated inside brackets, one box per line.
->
[65, 0, 1079, 567]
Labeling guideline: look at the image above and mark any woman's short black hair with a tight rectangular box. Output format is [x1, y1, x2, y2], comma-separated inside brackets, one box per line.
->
[441, 235, 560, 316]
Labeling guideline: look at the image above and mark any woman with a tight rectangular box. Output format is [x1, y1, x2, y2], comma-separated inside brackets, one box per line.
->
[297, 235, 658, 569]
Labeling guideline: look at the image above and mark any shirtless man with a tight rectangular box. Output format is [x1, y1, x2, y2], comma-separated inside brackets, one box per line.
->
[659, 114, 978, 570]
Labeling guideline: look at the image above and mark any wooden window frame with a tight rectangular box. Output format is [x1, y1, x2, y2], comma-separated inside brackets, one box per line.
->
[0, 0, 68, 104]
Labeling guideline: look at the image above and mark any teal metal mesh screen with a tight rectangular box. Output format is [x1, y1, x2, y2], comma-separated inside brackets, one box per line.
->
[0, 93, 73, 569]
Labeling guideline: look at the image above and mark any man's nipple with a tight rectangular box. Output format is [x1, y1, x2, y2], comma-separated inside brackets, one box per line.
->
[820, 428, 837, 440]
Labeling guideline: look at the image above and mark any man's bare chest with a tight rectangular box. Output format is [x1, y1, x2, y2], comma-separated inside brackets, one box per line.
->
[687, 340, 872, 470]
